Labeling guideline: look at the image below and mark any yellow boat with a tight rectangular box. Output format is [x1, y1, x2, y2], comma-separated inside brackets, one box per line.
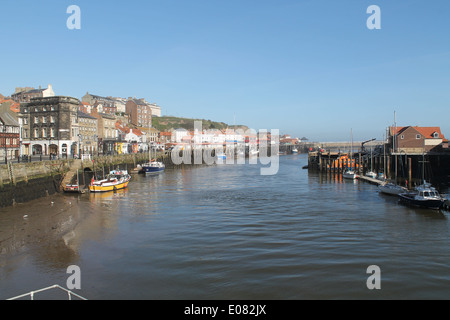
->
[89, 170, 131, 193]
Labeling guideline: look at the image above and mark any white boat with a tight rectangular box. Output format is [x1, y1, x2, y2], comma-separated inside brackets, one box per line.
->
[249, 150, 259, 157]
[343, 129, 357, 180]
[216, 152, 226, 160]
[292, 148, 298, 153]
[343, 170, 357, 180]
[365, 171, 377, 179]
[379, 182, 408, 196]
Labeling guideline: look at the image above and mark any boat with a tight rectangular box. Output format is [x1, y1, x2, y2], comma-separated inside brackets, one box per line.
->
[249, 149, 259, 157]
[378, 182, 408, 196]
[398, 182, 445, 210]
[142, 146, 165, 174]
[343, 129, 357, 180]
[216, 152, 227, 160]
[365, 143, 377, 179]
[89, 170, 131, 193]
[292, 148, 298, 154]
[365, 171, 377, 179]
[343, 170, 357, 180]
[141, 160, 165, 174]
[64, 184, 84, 193]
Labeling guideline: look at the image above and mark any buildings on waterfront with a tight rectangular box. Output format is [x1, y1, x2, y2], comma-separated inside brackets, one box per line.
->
[389, 126, 449, 154]
[1, 82, 341, 160]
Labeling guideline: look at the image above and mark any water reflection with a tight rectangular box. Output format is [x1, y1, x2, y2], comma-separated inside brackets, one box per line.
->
[1, 154, 450, 299]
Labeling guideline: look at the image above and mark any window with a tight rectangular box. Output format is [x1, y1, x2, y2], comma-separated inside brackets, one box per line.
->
[416, 134, 421, 139]
[34, 116, 39, 124]
[433, 132, 439, 138]
[400, 135, 404, 139]
[34, 128, 39, 138]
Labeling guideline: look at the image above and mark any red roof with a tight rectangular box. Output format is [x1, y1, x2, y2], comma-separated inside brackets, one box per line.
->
[391, 126, 447, 142]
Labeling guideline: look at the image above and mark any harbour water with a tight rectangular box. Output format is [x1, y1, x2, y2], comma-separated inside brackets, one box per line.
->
[1, 154, 449, 300]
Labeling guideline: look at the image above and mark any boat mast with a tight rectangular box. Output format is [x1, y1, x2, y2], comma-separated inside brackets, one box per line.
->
[383, 131, 386, 177]
[394, 111, 397, 184]
[350, 128, 353, 171]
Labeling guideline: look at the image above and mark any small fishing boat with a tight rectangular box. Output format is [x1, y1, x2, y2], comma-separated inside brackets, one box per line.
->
[292, 148, 298, 154]
[379, 182, 408, 196]
[141, 160, 165, 174]
[64, 184, 84, 193]
[89, 170, 131, 193]
[142, 146, 165, 174]
[398, 182, 445, 210]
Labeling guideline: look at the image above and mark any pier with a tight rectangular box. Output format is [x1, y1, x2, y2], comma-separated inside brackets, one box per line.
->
[308, 148, 450, 189]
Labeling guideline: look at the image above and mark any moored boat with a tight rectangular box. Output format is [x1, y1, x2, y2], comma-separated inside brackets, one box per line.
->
[343, 170, 357, 180]
[216, 152, 227, 160]
[398, 182, 445, 210]
[378, 182, 408, 196]
[89, 170, 131, 193]
[141, 160, 165, 174]
[365, 171, 377, 179]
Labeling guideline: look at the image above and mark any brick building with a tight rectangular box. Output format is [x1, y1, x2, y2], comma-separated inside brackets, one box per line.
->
[390, 126, 448, 154]
[125, 98, 152, 127]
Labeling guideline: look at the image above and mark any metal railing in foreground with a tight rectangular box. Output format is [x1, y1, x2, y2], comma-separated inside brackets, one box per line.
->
[7, 284, 88, 300]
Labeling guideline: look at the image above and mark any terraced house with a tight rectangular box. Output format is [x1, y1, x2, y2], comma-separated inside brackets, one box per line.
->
[0, 107, 20, 162]
[77, 111, 98, 155]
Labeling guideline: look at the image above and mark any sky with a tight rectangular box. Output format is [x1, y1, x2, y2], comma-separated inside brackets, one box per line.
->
[0, 0, 449, 141]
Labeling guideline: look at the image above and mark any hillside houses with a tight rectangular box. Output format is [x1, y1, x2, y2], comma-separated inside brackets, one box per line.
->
[1, 84, 310, 160]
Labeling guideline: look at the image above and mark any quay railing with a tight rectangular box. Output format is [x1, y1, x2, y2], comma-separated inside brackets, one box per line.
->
[7, 285, 88, 300]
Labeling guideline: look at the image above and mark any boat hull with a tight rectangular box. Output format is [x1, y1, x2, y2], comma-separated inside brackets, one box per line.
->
[343, 171, 357, 179]
[398, 193, 444, 210]
[142, 166, 165, 173]
[89, 181, 129, 193]
[379, 184, 408, 196]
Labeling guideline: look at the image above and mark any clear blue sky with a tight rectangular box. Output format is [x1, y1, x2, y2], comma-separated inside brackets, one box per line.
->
[1, 0, 449, 141]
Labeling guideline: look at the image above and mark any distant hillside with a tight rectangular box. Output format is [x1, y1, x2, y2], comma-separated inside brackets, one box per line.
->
[152, 116, 248, 132]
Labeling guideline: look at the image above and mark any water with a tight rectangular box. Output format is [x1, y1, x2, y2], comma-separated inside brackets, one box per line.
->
[1, 154, 449, 300]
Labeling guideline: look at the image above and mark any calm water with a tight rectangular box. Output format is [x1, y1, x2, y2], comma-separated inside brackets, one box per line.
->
[1, 154, 449, 300]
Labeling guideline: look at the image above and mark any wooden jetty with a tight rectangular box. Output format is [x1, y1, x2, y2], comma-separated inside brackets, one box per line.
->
[357, 175, 384, 186]
[308, 147, 450, 188]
